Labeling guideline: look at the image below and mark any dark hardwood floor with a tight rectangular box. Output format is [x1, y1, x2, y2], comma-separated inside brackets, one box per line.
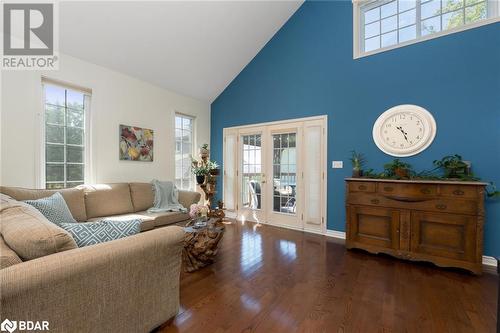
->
[160, 220, 497, 333]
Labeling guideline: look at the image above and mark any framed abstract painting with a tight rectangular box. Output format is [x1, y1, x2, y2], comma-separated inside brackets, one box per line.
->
[119, 125, 154, 161]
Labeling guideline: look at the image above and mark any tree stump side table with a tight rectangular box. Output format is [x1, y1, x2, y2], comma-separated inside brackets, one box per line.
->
[182, 218, 225, 272]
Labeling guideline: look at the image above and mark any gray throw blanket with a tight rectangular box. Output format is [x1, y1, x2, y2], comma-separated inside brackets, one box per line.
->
[147, 180, 186, 213]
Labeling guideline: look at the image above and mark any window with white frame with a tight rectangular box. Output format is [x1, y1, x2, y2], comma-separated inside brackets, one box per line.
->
[175, 114, 194, 190]
[354, 0, 499, 57]
[43, 82, 91, 189]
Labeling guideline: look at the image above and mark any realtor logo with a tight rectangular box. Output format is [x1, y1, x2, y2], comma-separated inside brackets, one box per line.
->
[1, 1, 59, 70]
[0, 319, 17, 333]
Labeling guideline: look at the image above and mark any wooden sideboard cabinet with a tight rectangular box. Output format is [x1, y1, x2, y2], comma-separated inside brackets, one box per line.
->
[345, 178, 487, 274]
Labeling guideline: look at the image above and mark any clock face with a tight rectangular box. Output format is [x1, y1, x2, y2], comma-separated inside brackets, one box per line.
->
[373, 105, 436, 157]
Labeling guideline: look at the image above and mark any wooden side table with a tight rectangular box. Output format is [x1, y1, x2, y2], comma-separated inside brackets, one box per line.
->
[182, 218, 225, 272]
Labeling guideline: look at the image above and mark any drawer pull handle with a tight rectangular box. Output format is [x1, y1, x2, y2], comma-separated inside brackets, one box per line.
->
[358, 185, 367, 190]
[383, 187, 394, 192]
[420, 188, 431, 194]
[436, 204, 447, 210]
[384, 195, 429, 203]
[453, 189, 465, 196]
[370, 199, 380, 204]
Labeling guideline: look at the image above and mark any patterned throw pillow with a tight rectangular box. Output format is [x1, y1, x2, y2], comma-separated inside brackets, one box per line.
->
[59, 219, 141, 247]
[24, 192, 77, 226]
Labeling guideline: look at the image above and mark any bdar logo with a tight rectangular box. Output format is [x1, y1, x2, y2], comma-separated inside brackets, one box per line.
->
[0, 319, 17, 333]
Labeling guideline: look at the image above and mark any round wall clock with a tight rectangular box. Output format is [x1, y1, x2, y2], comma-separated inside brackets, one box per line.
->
[372, 104, 436, 157]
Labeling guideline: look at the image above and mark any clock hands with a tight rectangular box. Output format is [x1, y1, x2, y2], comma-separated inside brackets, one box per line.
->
[396, 126, 408, 142]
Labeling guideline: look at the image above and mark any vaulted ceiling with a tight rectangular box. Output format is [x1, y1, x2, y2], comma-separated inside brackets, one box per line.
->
[60, 1, 303, 102]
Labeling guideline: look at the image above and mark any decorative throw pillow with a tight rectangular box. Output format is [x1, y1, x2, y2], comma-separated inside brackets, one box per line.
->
[24, 192, 77, 226]
[59, 219, 141, 247]
[1, 200, 77, 260]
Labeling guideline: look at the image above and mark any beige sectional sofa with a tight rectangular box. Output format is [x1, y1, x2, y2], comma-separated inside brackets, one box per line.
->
[0, 183, 201, 333]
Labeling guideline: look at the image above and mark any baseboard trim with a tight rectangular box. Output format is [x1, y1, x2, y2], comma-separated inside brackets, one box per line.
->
[325, 230, 346, 240]
[325, 229, 497, 272]
[224, 211, 238, 218]
[482, 256, 498, 272]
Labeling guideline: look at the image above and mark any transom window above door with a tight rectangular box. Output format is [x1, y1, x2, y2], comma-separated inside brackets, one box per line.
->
[354, 0, 499, 57]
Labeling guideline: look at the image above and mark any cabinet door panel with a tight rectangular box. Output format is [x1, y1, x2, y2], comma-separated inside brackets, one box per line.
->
[410, 211, 476, 262]
[348, 206, 400, 250]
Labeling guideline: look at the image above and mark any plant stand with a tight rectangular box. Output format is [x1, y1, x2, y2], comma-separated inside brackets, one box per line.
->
[198, 177, 226, 222]
[193, 145, 226, 222]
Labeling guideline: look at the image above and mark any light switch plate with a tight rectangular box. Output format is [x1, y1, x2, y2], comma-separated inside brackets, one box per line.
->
[332, 161, 343, 169]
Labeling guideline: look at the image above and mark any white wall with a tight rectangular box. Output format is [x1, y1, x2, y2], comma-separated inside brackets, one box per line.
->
[0, 54, 210, 188]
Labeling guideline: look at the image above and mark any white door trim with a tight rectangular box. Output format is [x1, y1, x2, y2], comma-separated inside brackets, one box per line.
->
[224, 115, 327, 131]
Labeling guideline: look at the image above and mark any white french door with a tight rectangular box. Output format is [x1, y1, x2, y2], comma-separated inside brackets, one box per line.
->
[266, 122, 302, 228]
[223, 116, 327, 234]
[238, 128, 267, 222]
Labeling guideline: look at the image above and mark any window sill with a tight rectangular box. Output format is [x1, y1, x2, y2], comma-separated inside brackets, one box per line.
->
[353, 16, 500, 59]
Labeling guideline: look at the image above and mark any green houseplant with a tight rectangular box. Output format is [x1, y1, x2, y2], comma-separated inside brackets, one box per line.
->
[350, 151, 366, 177]
[433, 154, 470, 179]
[199, 143, 210, 159]
[192, 164, 209, 184]
[383, 159, 413, 179]
[207, 160, 220, 176]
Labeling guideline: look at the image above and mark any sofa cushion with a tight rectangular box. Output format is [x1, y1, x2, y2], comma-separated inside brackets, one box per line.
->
[60, 219, 141, 247]
[0, 199, 77, 260]
[87, 211, 190, 231]
[0, 235, 22, 269]
[129, 183, 154, 212]
[79, 183, 134, 219]
[178, 190, 201, 209]
[0, 186, 87, 221]
[24, 192, 77, 226]
[141, 211, 191, 228]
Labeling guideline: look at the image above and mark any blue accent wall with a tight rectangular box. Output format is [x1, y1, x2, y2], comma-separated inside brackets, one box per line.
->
[211, 1, 500, 256]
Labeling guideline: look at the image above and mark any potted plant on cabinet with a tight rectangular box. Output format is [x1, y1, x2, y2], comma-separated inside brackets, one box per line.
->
[383, 159, 413, 179]
[433, 154, 470, 179]
[350, 151, 366, 177]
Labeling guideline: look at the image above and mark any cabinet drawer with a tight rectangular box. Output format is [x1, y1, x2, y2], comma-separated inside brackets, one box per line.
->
[377, 183, 438, 197]
[440, 185, 478, 199]
[348, 182, 376, 193]
[348, 193, 478, 215]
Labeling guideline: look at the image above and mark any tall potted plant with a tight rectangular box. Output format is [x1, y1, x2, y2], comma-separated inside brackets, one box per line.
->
[350, 151, 366, 177]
